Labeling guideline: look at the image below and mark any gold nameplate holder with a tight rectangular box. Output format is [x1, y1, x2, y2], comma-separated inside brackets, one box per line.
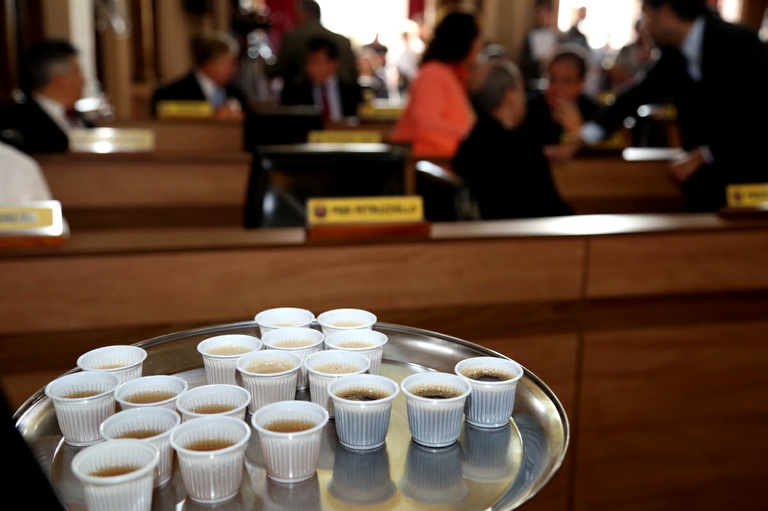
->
[308, 130, 382, 143]
[69, 128, 155, 153]
[720, 183, 768, 218]
[156, 100, 213, 119]
[306, 196, 429, 243]
[0, 201, 68, 248]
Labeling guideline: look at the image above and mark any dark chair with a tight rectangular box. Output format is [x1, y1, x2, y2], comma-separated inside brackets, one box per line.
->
[244, 142, 410, 228]
[243, 104, 324, 151]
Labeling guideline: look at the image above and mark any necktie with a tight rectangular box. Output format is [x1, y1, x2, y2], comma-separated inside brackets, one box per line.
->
[212, 87, 226, 108]
[320, 83, 331, 121]
[65, 110, 83, 128]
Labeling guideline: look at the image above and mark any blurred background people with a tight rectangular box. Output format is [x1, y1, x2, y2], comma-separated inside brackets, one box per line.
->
[603, 18, 659, 93]
[389, 9, 483, 158]
[280, 36, 363, 122]
[519, 0, 562, 91]
[151, 29, 247, 120]
[546, 0, 768, 213]
[523, 43, 601, 147]
[267, 0, 358, 95]
[453, 59, 572, 220]
[0, 38, 92, 154]
[0, 140, 53, 202]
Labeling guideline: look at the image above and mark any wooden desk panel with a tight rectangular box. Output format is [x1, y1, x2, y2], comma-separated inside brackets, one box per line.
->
[0, 237, 585, 335]
[576, 322, 768, 511]
[37, 153, 251, 208]
[586, 229, 768, 298]
[106, 119, 244, 153]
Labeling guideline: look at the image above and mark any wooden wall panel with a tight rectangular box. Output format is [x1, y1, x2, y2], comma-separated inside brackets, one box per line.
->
[0, 238, 585, 335]
[586, 230, 768, 297]
[575, 321, 768, 511]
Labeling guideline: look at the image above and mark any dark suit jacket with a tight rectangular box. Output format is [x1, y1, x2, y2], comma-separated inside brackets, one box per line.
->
[279, 77, 363, 120]
[150, 72, 248, 116]
[523, 92, 601, 146]
[452, 111, 572, 220]
[0, 97, 94, 154]
[589, 13, 768, 211]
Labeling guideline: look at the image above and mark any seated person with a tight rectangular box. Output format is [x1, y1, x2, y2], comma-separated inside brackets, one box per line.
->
[0, 140, 54, 202]
[280, 36, 364, 122]
[452, 59, 572, 219]
[0, 38, 93, 154]
[151, 30, 247, 120]
[522, 43, 601, 146]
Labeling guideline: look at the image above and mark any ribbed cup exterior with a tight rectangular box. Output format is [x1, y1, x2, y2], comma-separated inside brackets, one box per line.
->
[175, 384, 250, 422]
[100, 407, 181, 487]
[305, 350, 370, 418]
[197, 334, 262, 385]
[454, 356, 524, 429]
[71, 439, 159, 511]
[328, 374, 399, 450]
[45, 371, 119, 446]
[323, 330, 387, 375]
[236, 350, 302, 413]
[400, 441, 468, 504]
[251, 401, 329, 484]
[170, 416, 251, 504]
[261, 327, 325, 390]
[114, 375, 188, 411]
[77, 345, 147, 384]
[400, 372, 471, 448]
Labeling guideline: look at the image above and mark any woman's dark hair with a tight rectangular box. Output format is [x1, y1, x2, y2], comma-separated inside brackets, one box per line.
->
[421, 10, 480, 65]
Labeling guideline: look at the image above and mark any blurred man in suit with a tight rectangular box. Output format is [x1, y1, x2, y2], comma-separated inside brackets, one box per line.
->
[151, 30, 247, 119]
[280, 36, 363, 122]
[546, 0, 768, 212]
[0, 38, 92, 154]
[268, 0, 359, 90]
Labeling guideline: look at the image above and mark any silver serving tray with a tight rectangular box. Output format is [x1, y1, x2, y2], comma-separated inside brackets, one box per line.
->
[14, 321, 569, 510]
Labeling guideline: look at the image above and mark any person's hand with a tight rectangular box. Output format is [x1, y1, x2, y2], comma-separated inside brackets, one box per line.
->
[544, 137, 583, 164]
[668, 147, 706, 183]
[549, 97, 583, 135]
[213, 103, 245, 121]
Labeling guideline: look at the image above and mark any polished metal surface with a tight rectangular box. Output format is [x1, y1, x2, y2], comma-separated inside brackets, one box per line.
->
[15, 321, 569, 510]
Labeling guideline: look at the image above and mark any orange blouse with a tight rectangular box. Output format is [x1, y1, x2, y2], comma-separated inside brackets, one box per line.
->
[390, 61, 474, 158]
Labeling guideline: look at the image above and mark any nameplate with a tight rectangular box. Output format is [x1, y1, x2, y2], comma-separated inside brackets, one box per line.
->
[357, 103, 404, 120]
[0, 201, 67, 247]
[69, 128, 155, 153]
[307, 196, 423, 225]
[308, 130, 382, 143]
[156, 100, 213, 119]
[726, 183, 768, 208]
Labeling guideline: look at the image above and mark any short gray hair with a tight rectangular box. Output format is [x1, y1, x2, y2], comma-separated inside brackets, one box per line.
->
[469, 60, 523, 114]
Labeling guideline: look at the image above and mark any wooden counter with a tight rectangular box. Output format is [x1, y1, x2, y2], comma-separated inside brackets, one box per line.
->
[2, 213, 767, 511]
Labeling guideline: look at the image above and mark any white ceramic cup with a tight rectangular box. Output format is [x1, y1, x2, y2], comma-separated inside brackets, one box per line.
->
[175, 383, 251, 422]
[316, 308, 377, 336]
[170, 415, 251, 504]
[76, 345, 148, 384]
[71, 438, 160, 511]
[400, 371, 472, 448]
[236, 349, 302, 413]
[254, 307, 315, 337]
[114, 374, 188, 411]
[196, 334, 262, 385]
[99, 406, 181, 488]
[44, 371, 119, 446]
[323, 329, 388, 375]
[304, 350, 370, 417]
[454, 356, 524, 428]
[250, 400, 329, 484]
[328, 373, 399, 450]
[261, 327, 324, 390]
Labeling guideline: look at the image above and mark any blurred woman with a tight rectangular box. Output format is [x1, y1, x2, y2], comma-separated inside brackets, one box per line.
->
[389, 9, 483, 157]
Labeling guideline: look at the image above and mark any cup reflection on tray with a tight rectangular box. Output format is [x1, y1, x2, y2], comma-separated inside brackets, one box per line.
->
[399, 439, 468, 505]
[328, 443, 397, 506]
[460, 421, 520, 483]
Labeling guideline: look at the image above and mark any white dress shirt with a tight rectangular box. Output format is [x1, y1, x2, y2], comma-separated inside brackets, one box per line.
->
[0, 141, 54, 202]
